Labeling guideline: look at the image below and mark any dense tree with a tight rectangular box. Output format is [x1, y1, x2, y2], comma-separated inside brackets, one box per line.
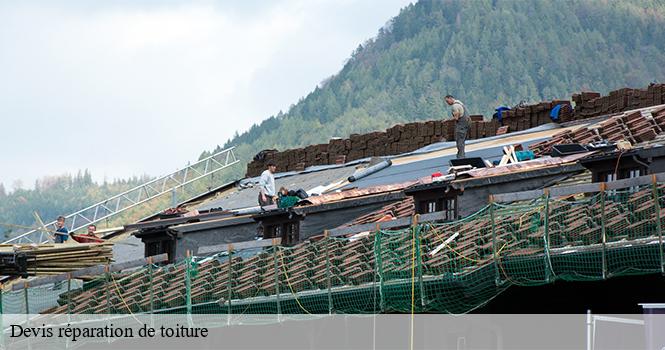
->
[202, 0, 665, 170]
[6, 0, 665, 239]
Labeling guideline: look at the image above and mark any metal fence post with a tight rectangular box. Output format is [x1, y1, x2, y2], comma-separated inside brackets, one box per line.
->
[227, 244, 233, 325]
[324, 230, 332, 315]
[651, 175, 665, 274]
[185, 250, 192, 314]
[412, 215, 425, 310]
[147, 257, 154, 314]
[374, 228, 385, 313]
[489, 196, 500, 286]
[105, 265, 111, 314]
[273, 239, 281, 318]
[0, 283, 3, 315]
[24, 282, 29, 314]
[67, 273, 73, 314]
[543, 190, 553, 283]
[600, 183, 608, 279]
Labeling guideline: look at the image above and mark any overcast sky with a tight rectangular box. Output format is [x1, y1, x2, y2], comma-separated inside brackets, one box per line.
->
[0, 0, 412, 191]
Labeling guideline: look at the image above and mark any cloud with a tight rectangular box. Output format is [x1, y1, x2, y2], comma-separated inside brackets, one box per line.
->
[0, 0, 411, 190]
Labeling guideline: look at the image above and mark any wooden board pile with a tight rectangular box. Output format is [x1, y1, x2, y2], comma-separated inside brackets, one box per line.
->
[528, 106, 665, 156]
[499, 100, 573, 131]
[246, 117, 500, 177]
[0, 243, 113, 276]
[573, 84, 665, 119]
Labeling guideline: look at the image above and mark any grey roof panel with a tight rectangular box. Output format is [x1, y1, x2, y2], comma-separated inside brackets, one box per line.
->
[343, 137, 549, 189]
[197, 165, 359, 211]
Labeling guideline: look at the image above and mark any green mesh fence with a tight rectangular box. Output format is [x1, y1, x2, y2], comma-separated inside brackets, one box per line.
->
[3, 182, 665, 316]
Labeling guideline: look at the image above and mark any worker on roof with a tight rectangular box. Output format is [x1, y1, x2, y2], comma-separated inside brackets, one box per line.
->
[54, 215, 69, 243]
[86, 224, 97, 237]
[445, 94, 471, 159]
[258, 160, 277, 207]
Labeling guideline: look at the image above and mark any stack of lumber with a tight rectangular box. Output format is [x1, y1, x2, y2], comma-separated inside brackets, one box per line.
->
[0, 243, 113, 276]
[573, 84, 665, 119]
[246, 117, 500, 177]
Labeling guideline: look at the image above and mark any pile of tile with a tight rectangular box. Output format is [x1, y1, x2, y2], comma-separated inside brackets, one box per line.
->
[344, 198, 415, 226]
[573, 84, 665, 119]
[500, 101, 573, 131]
[529, 106, 665, 156]
[246, 117, 500, 177]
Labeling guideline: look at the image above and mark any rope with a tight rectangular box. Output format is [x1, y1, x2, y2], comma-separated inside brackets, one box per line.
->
[278, 249, 312, 314]
[409, 226, 416, 350]
[109, 273, 142, 323]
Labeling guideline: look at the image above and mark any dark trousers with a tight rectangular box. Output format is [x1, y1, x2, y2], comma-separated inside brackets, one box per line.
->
[455, 120, 469, 159]
[258, 193, 274, 207]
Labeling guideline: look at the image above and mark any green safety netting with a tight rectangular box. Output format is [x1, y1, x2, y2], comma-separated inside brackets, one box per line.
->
[2, 183, 665, 316]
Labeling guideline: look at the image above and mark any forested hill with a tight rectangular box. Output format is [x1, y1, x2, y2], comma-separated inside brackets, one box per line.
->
[204, 0, 665, 178]
[4, 0, 665, 239]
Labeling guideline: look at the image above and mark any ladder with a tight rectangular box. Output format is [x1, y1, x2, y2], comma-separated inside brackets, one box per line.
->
[3, 147, 240, 244]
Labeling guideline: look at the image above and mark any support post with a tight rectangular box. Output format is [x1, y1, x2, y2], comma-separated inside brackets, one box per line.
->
[489, 195, 500, 286]
[227, 244, 233, 324]
[185, 250, 192, 314]
[0, 283, 3, 315]
[273, 239, 281, 318]
[586, 310, 592, 350]
[67, 273, 73, 314]
[105, 265, 111, 314]
[600, 183, 608, 279]
[543, 190, 553, 283]
[24, 282, 29, 315]
[412, 215, 425, 309]
[147, 257, 154, 314]
[324, 230, 332, 315]
[651, 175, 665, 274]
[372, 223, 379, 314]
[374, 227, 385, 313]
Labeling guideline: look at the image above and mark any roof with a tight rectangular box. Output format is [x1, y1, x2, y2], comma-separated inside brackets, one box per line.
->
[194, 163, 361, 212]
[340, 123, 587, 190]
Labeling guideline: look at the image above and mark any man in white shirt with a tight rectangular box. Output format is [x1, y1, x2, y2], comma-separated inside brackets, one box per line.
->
[258, 161, 277, 207]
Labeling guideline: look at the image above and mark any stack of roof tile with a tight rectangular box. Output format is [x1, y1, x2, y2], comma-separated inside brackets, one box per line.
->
[573, 84, 665, 119]
[344, 197, 415, 226]
[246, 118, 500, 177]
[500, 101, 573, 130]
[529, 106, 665, 156]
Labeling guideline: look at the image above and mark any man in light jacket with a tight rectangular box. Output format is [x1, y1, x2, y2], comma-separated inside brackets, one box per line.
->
[258, 161, 277, 207]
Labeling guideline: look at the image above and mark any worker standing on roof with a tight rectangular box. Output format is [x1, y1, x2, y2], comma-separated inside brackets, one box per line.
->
[445, 94, 471, 159]
[258, 161, 277, 207]
[54, 215, 69, 243]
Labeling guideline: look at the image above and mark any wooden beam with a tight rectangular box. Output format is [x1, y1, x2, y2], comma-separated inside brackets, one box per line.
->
[197, 237, 281, 255]
[493, 172, 665, 203]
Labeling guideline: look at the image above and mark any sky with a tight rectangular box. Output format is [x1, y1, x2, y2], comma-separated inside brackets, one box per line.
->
[0, 0, 412, 191]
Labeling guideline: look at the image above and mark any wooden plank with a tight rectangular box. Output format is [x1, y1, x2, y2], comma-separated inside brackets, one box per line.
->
[494, 172, 665, 203]
[492, 189, 545, 203]
[197, 238, 281, 255]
